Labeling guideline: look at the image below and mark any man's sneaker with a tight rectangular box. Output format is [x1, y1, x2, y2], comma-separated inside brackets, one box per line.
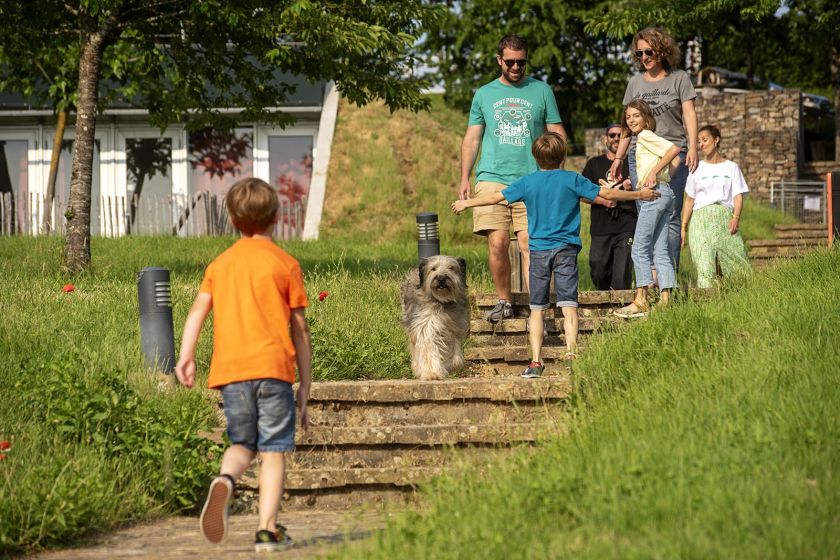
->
[486, 300, 513, 323]
[521, 361, 545, 379]
[255, 525, 294, 552]
[200, 475, 234, 544]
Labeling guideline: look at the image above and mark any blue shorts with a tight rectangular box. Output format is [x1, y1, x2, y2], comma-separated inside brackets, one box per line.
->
[529, 246, 580, 310]
[220, 379, 296, 452]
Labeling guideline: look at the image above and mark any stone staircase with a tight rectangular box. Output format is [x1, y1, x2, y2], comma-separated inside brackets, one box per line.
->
[748, 223, 828, 267]
[466, 291, 635, 376]
[218, 376, 571, 513]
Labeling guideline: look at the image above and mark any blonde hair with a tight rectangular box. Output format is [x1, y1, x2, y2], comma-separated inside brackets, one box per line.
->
[633, 27, 681, 71]
[531, 132, 566, 169]
[225, 177, 279, 235]
[621, 100, 657, 137]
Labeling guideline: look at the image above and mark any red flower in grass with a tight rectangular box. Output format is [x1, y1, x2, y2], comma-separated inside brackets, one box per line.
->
[0, 454, 6, 461]
[0, 441, 9, 450]
[318, 291, 329, 302]
[62, 283, 75, 293]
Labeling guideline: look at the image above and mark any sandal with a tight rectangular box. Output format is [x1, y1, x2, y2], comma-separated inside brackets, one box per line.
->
[613, 301, 649, 319]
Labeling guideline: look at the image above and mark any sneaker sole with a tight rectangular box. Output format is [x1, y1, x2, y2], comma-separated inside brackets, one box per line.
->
[255, 541, 294, 552]
[201, 478, 232, 544]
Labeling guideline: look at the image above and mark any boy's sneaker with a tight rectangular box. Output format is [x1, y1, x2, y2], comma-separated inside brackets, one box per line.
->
[255, 525, 294, 552]
[200, 475, 234, 544]
[486, 300, 513, 323]
[521, 361, 544, 379]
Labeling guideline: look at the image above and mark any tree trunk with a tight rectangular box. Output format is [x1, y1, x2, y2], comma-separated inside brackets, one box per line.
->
[43, 109, 68, 234]
[63, 32, 105, 273]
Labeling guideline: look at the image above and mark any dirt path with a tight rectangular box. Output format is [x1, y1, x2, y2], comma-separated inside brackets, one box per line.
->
[32, 511, 393, 559]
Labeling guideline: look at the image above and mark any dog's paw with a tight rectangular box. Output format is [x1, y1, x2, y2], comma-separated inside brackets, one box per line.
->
[417, 370, 446, 381]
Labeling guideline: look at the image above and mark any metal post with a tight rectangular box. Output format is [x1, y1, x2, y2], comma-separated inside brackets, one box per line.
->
[416, 212, 440, 259]
[137, 267, 176, 374]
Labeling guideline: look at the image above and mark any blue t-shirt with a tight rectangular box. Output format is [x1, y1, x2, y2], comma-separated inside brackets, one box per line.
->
[502, 170, 601, 251]
[468, 77, 562, 186]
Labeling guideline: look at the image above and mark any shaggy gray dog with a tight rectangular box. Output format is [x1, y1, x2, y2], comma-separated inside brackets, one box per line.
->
[400, 255, 470, 380]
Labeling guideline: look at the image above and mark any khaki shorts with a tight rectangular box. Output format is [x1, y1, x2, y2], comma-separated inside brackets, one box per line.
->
[472, 181, 528, 235]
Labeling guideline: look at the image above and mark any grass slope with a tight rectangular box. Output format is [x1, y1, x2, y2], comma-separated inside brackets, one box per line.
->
[334, 248, 840, 559]
[322, 95, 795, 291]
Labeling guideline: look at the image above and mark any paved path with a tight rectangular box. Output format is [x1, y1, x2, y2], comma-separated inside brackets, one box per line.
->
[33, 511, 393, 559]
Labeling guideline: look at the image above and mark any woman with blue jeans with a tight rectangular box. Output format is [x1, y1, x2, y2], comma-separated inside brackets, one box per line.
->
[616, 100, 681, 318]
[610, 26, 698, 273]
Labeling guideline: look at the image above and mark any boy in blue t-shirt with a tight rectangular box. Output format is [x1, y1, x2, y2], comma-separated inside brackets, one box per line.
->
[452, 132, 660, 377]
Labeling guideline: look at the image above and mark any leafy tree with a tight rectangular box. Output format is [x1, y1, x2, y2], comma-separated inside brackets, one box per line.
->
[0, 0, 441, 272]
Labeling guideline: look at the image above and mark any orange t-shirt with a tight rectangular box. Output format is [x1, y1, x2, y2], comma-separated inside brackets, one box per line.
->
[199, 237, 308, 388]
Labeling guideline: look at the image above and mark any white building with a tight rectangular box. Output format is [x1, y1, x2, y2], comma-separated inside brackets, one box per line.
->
[0, 76, 337, 239]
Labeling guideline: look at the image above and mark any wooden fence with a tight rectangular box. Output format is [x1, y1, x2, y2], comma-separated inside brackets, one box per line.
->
[0, 192, 305, 239]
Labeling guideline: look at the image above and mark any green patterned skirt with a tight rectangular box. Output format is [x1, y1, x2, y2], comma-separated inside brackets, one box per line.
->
[687, 203, 751, 288]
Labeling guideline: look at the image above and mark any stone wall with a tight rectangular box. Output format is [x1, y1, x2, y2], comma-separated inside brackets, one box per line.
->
[584, 89, 803, 201]
[695, 89, 800, 200]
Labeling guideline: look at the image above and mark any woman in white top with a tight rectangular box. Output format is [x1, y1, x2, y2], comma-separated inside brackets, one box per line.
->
[681, 125, 751, 288]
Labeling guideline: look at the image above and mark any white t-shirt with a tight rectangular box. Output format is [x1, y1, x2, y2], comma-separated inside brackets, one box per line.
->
[635, 129, 675, 186]
[685, 160, 749, 211]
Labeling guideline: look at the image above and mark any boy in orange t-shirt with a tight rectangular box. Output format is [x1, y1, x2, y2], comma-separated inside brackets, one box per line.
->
[175, 177, 311, 552]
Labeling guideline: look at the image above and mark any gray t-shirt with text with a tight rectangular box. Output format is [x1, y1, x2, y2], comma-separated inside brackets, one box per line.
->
[623, 69, 696, 151]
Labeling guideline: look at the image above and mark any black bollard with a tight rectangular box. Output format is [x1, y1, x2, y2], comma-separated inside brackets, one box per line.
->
[137, 267, 176, 374]
[416, 212, 440, 259]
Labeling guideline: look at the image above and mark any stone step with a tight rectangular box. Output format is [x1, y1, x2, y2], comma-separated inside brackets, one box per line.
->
[305, 398, 568, 428]
[465, 345, 576, 363]
[748, 245, 819, 257]
[774, 223, 826, 232]
[286, 443, 497, 471]
[468, 333, 580, 347]
[469, 362, 573, 377]
[775, 228, 828, 239]
[470, 316, 612, 335]
[472, 290, 636, 309]
[747, 238, 826, 247]
[295, 422, 554, 446]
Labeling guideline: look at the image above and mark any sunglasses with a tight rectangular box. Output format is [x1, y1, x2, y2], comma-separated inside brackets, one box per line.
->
[634, 48, 655, 59]
[607, 132, 622, 138]
[502, 58, 527, 68]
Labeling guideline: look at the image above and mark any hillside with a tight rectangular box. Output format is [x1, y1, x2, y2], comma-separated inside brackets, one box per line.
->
[322, 96, 473, 244]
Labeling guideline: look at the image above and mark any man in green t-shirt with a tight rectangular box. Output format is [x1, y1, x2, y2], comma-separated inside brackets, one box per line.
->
[458, 35, 566, 323]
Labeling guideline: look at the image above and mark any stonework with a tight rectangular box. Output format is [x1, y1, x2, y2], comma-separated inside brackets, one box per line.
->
[585, 89, 803, 201]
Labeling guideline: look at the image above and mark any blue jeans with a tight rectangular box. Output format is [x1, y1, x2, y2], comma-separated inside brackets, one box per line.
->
[631, 183, 676, 290]
[629, 148, 687, 272]
[220, 379, 296, 452]
[528, 245, 580, 309]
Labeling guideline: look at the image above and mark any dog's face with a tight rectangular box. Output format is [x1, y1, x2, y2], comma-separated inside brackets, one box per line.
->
[417, 256, 467, 303]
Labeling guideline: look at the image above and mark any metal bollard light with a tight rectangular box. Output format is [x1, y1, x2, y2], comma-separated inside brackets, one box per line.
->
[137, 267, 176, 374]
[416, 212, 440, 259]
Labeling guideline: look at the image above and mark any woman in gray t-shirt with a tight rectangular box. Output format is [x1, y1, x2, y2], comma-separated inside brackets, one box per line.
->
[610, 26, 698, 272]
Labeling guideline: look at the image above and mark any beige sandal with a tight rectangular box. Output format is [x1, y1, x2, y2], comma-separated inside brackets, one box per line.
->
[613, 301, 649, 319]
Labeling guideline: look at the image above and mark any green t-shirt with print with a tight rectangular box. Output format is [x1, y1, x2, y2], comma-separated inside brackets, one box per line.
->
[469, 77, 562, 186]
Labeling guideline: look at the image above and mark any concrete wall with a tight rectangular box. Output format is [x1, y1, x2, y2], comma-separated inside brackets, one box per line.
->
[584, 88, 803, 201]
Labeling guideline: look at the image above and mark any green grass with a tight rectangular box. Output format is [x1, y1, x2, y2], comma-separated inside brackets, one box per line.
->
[0, 95, 817, 554]
[332, 248, 840, 559]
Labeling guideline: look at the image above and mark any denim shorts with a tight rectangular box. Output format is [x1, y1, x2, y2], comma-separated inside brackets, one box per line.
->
[220, 379, 296, 452]
[529, 245, 580, 309]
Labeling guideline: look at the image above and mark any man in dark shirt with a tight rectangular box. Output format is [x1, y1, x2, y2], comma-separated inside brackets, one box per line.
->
[581, 124, 637, 290]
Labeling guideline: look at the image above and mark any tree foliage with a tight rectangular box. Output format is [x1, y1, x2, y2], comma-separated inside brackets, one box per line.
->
[426, 0, 837, 146]
[425, 0, 631, 146]
[0, 0, 443, 272]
